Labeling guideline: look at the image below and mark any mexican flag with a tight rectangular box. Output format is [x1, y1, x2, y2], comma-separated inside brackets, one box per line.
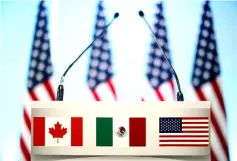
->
[96, 117, 146, 147]
[33, 117, 83, 146]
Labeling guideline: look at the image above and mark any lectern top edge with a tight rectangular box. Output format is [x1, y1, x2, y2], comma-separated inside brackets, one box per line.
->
[29, 101, 211, 109]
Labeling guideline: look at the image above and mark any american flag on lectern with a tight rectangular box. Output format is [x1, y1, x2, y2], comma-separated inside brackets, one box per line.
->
[159, 117, 209, 147]
[142, 2, 174, 101]
[191, 1, 229, 161]
[87, 0, 117, 100]
[19, 1, 55, 161]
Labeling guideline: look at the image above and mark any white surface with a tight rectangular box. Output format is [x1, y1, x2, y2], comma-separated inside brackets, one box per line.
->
[113, 117, 130, 147]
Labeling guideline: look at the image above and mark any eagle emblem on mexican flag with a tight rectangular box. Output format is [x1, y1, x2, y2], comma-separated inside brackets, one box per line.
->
[115, 126, 127, 137]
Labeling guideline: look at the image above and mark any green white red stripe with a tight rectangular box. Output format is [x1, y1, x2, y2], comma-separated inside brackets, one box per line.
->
[96, 117, 146, 146]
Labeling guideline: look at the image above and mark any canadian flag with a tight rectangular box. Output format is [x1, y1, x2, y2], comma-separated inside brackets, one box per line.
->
[33, 117, 83, 146]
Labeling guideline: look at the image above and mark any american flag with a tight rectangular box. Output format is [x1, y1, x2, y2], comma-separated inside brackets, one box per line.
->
[159, 117, 209, 147]
[191, 1, 229, 161]
[87, 0, 116, 101]
[20, 1, 55, 161]
[143, 2, 174, 101]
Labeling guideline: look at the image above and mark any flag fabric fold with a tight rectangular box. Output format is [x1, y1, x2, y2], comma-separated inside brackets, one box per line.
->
[191, 1, 229, 161]
[142, 2, 174, 101]
[87, 0, 117, 101]
[19, 1, 55, 161]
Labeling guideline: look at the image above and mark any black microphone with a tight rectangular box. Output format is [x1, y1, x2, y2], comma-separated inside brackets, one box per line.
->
[56, 12, 120, 101]
[138, 10, 184, 101]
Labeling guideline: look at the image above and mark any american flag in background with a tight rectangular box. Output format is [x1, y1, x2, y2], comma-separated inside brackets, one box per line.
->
[191, 1, 229, 161]
[87, 0, 117, 101]
[143, 2, 174, 101]
[159, 117, 209, 147]
[19, 1, 55, 161]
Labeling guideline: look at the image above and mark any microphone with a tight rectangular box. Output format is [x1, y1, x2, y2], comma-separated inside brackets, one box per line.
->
[138, 10, 184, 101]
[56, 12, 120, 101]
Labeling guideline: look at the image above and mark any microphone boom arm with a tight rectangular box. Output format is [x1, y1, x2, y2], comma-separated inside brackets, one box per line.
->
[60, 19, 115, 85]
[139, 11, 184, 101]
[56, 13, 119, 101]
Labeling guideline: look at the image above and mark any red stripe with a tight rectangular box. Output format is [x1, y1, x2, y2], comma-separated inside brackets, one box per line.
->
[20, 135, 31, 161]
[129, 118, 146, 146]
[212, 80, 226, 116]
[182, 126, 208, 129]
[71, 117, 83, 146]
[23, 107, 31, 133]
[196, 88, 206, 100]
[182, 122, 208, 124]
[182, 117, 208, 120]
[155, 88, 164, 101]
[159, 140, 209, 142]
[195, 88, 229, 160]
[107, 79, 117, 100]
[211, 148, 218, 161]
[21, 79, 54, 159]
[211, 109, 229, 159]
[159, 135, 209, 138]
[33, 117, 45, 146]
[168, 79, 175, 96]
[29, 90, 38, 100]
[182, 131, 208, 133]
[91, 90, 101, 101]
[159, 144, 208, 147]
[43, 80, 55, 100]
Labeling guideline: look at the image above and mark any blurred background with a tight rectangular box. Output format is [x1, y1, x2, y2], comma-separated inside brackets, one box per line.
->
[0, 0, 237, 160]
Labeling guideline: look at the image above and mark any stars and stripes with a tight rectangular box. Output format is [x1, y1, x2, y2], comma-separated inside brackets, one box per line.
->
[191, 1, 229, 161]
[87, 0, 116, 101]
[19, 1, 55, 161]
[159, 117, 209, 147]
[143, 2, 174, 101]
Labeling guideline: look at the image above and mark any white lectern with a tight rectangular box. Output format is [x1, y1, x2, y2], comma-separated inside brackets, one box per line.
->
[31, 101, 210, 161]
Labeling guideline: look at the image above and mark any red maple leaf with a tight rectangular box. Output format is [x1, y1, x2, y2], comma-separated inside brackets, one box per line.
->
[49, 121, 67, 143]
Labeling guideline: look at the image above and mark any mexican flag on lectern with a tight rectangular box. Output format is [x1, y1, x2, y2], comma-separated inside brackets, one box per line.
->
[33, 117, 146, 147]
[96, 117, 146, 146]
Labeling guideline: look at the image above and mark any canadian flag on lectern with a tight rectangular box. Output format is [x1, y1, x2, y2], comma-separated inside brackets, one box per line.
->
[33, 117, 83, 146]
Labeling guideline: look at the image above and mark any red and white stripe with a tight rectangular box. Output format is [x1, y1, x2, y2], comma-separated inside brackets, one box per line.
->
[91, 79, 117, 101]
[20, 79, 55, 161]
[159, 117, 209, 147]
[141, 79, 174, 101]
[193, 77, 229, 161]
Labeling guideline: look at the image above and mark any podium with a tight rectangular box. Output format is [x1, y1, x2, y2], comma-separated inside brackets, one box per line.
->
[31, 101, 210, 161]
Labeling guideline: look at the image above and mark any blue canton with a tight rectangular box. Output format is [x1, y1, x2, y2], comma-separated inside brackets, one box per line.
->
[146, 2, 172, 89]
[159, 117, 182, 133]
[191, 1, 220, 89]
[87, 0, 113, 90]
[27, 1, 53, 91]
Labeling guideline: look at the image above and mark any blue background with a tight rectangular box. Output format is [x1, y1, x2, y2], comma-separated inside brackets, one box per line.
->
[0, 0, 237, 160]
